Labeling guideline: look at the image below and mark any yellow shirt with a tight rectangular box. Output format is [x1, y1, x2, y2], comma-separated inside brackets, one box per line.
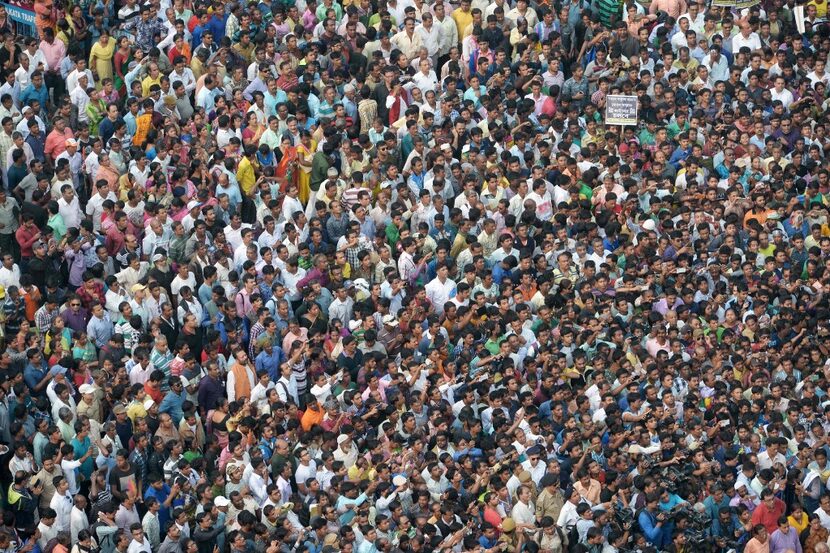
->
[809, 0, 828, 17]
[141, 75, 161, 98]
[788, 512, 809, 534]
[237, 156, 258, 196]
[452, 8, 473, 39]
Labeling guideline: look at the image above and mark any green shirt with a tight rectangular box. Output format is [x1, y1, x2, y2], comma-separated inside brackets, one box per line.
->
[639, 128, 656, 146]
[386, 224, 400, 250]
[310, 152, 330, 192]
[48, 213, 66, 242]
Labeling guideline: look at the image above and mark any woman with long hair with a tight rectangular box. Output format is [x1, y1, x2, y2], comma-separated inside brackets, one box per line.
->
[66, 4, 89, 53]
[274, 134, 298, 194]
[89, 30, 115, 87]
[113, 37, 132, 96]
[803, 513, 829, 553]
[296, 129, 316, 205]
[209, 397, 231, 449]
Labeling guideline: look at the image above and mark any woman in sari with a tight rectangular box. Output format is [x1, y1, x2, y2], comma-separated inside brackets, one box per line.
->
[85, 87, 107, 135]
[67, 4, 90, 54]
[231, 88, 250, 113]
[296, 129, 316, 205]
[89, 30, 115, 87]
[0, 5, 14, 37]
[275, 134, 298, 194]
[240, 111, 264, 148]
[168, 33, 191, 64]
[113, 37, 131, 96]
[56, 18, 72, 46]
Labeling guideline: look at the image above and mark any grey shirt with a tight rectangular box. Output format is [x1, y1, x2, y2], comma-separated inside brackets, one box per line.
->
[0, 196, 19, 235]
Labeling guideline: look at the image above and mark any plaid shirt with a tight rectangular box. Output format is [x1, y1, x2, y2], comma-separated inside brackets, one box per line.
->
[34, 305, 57, 335]
[344, 239, 372, 271]
[128, 447, 148, 489]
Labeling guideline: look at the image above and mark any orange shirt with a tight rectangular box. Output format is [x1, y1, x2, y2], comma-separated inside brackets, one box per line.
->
[22, 286, 41, 322]
[132, 113, 153, 147]
[300, 405, 324, 432]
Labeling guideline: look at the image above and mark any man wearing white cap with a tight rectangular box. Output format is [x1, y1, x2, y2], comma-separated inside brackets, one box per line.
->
[181, 201, 202, 234]
[77, 384, 102, 423]
[54, 140, 82, 192]
[333, 434, 358, 469]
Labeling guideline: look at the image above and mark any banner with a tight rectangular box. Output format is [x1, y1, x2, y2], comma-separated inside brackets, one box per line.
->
[711, 0, 761, 8]
[605, 95, 638, 126]
[3, 2, 36, 37]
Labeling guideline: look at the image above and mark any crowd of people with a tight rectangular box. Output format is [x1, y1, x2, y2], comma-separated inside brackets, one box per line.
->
[0, 0, 826, 551]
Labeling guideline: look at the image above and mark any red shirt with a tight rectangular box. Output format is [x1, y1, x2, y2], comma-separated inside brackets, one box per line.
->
[751, 497, 786, 533]
[75, 282, 106, 310]
[15, 225, 39, 258]
[144, 382, 164, 405]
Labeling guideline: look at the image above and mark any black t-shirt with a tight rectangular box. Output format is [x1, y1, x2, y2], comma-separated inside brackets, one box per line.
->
[108, 463, 138, 498]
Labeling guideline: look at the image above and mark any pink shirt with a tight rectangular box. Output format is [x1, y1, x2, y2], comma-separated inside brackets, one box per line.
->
[44, 128, 73, 161]
[39, 39, 66, 71]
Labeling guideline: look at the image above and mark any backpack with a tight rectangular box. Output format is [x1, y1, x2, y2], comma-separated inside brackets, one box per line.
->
[566, 524, 580, 553]
[91, 521, 115, 553]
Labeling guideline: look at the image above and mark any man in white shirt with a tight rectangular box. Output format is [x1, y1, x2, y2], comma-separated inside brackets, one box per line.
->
[425, 262, 456, 316]
[293, 448, 318, 498]
[703, 44, 730, 83]
[49, 476, 74, 532]
[127, 523, 152, 553]
[757, 437, 788, 470]
[557, 486, 582, 528]
[65, 59, 95, 95]
[22, 37, 47, 73]
[0, 254, 20, 288]
[14, 56, 31, 91]
[731, 23, 762, 52]
[85, 180, 117, 232]
[807, 59, 830, 87]
[169, 59, 197, 95]
[770, 75, 794, 108]
[416, 12, 442, 61]
[57, 184, 83, 230]
[69, 74, 91, 124]
[70, 494, 89, 543]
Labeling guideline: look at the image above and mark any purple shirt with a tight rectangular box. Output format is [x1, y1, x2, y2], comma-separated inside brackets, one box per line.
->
[770, 526, 802, 553]
[60, 307, 89, 333]
[64, 244, 91, 288]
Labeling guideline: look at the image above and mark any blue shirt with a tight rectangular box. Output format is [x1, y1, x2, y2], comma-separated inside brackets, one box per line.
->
[19, 84, 48, 112]
[206, 14, 227, 41]
[71, 435, 94, 478]
[24, 362, 48, 396]
[255, 347, 285, 381]
[638, 509, 671, 549]
[158, 390, 185, 425]
[87, 313, 113, 348]
[144, 484, 172, 529]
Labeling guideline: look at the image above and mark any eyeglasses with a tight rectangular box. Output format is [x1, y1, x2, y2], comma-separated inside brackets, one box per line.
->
[71, 303, 81, 307]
